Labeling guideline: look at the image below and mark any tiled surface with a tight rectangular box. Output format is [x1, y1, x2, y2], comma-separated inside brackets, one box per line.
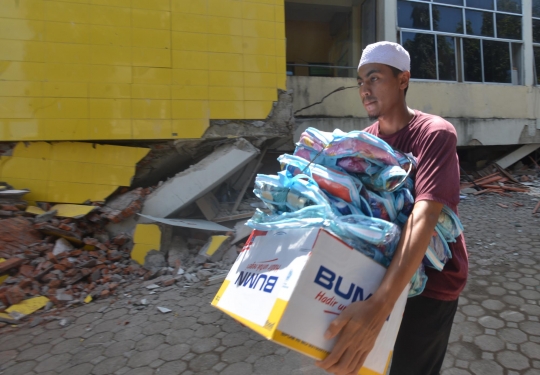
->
[1, 192, 540, 374]
[0, 142, 148, 203]
[0, 0, 286, 141]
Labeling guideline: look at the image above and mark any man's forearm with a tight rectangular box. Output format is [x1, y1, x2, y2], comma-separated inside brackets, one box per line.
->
[370, 200, 443, 314]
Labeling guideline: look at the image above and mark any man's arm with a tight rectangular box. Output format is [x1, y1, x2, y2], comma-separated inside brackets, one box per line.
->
[316, 199, 443, 375]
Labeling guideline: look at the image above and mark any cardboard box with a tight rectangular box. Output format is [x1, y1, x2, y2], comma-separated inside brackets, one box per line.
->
[212, 227, 409, 375]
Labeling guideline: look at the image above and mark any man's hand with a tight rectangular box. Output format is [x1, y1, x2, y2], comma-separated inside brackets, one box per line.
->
[315, 297, 391, 375]
[316, 200, 443, 375]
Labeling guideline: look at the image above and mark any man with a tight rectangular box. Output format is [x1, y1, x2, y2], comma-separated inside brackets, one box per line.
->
[316, 41, 468, 375]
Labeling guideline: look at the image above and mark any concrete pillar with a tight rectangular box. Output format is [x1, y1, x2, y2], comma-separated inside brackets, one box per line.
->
[381, 0, 397, 42]
[523, 0, 534, 87]
[352, 4, 362, 67]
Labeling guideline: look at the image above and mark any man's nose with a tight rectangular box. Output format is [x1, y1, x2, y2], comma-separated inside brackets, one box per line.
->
[360, 84, 370, 98]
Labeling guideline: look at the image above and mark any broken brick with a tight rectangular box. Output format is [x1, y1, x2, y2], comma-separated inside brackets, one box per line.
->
[49, 279, 62, 289]
[0, 218, 42, 257]
[5, 285, 25, 305]
[18, 278, 33, 289]
[0, 257, 24, 274]
[19, 264, 35, 278]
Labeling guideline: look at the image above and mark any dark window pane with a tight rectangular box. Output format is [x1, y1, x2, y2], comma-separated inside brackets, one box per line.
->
[402, 32, 437, 79]
[437, 36, 456, 80]
[534, 46, 540, 85]
[433, 5, 464, 33]
[463, 38, 482, 81]
[433, 0, 463, 5]
[483, 40, 511, 83]
[398, 1, 431, 30]
[534, 0, 540, 17]
[534, 19, 540, 43]
[496, 13, 522, 39]
[467, 0, 494, 10]
[465, 10, 494, 36]
[496, 0, 521, 13]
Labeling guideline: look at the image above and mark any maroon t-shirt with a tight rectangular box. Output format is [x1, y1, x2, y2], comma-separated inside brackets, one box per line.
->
[364, 110, 468, 301]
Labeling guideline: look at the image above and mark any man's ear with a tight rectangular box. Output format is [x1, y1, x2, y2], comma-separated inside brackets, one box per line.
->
[400, 71, 411, 91]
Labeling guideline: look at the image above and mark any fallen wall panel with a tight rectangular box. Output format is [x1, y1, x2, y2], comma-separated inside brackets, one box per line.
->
[141, 138, 258, 218]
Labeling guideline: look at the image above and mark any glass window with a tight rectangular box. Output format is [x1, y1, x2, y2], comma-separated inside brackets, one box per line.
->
[496, 0, 521, 13]
[467, 0, 494, 10]
[434, 0, 464, 5]
[465, 10, 494, 36]
[483, 40, 511, 82]
[398, 1, 431, 30]
[496, 13, 522, 39]
[463, 38, 482, 81]
[402, 32, 437, 79]
[534, 0, 540, 17]
[534, 19, 540, 43]
[433, 5, 464, 33]
[534, 46, 540, 85]
[437, 36, 457, 80]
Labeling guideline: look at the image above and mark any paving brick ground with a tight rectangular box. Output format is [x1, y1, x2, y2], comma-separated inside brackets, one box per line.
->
[1, 192, 540, 375]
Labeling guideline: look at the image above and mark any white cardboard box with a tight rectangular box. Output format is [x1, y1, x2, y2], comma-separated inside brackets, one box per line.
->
[212, 227, 409, 375]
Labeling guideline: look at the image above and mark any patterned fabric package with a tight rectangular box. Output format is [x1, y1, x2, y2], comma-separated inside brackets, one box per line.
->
[423, 226, 452, 271]
[336, 215, 401, 259]
[394, 188, 415, 226]
[296, 127, 333, 152]
[436, 205, 464, 242]
[367, 191, 397, 222]
[325, 129, 401, 167]
[337, 156, 381, 175]
[278, 154, 362, 208]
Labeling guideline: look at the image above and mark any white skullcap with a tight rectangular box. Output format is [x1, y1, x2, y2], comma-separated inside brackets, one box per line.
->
[358, 41, 410, 72]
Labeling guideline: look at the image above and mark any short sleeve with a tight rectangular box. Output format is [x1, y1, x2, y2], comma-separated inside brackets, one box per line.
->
[414, 122, 460, 210]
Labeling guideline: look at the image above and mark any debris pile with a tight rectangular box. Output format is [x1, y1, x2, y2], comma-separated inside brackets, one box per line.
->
[0, 188, 150, 311]
[461, 164, 534, 197]
[0, 182, 246, 324]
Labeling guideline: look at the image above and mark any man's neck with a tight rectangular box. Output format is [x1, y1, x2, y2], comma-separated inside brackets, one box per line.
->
[378, 105, 415, 136]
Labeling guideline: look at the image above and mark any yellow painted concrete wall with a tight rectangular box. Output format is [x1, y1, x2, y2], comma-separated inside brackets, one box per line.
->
[0, 142, 148, 203]
[0, 0, 286, 142]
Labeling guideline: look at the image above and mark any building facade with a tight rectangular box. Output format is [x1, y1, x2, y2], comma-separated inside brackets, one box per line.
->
[0, 0, 538, 203]
[287, 0, 540, 147]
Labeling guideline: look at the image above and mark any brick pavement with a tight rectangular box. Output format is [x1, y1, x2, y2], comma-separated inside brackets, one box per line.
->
[1, 193, 540, 375]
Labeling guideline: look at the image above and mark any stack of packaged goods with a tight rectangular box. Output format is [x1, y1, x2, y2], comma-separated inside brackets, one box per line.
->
[247, 127, 463, 296]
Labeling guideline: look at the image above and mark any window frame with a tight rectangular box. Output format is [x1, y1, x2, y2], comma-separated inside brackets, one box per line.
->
[397, 0, 523, 85]
[533, 0, 540, 85]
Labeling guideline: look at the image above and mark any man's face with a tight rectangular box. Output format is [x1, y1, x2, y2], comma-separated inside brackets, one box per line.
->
[357, 63, 405, 120]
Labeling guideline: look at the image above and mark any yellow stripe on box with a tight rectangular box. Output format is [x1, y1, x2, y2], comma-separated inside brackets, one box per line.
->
[273, 330, 329, 360]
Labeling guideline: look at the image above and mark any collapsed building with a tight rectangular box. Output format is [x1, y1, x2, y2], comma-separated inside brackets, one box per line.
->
[1, 0, 540, 318]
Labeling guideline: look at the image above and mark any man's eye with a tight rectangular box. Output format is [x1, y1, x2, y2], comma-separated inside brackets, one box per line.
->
[358, 82, 363, 86]
[371, 77, 378, 81]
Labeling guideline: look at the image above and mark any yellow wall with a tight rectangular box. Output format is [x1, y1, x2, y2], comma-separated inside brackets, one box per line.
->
[0, 0, 287, 142]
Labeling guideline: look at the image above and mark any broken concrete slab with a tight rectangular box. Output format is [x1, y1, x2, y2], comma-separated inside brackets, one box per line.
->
[196, 192, 221, 220]
[143, 250, 167, 271]
[222, 245, 241, 265]
[495, 144, 540, 169]
[166, 235, 189, 268]
[6, 296, 50, 320]
[138, 214, 232, 232]
[195, 235, 231, 264]
[141, 138, 259, 219]
[52, 238, 74, 256]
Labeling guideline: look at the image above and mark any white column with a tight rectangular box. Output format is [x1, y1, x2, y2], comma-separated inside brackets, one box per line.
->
[381, 0, 397, 42]
[523, 0, 534, 86]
